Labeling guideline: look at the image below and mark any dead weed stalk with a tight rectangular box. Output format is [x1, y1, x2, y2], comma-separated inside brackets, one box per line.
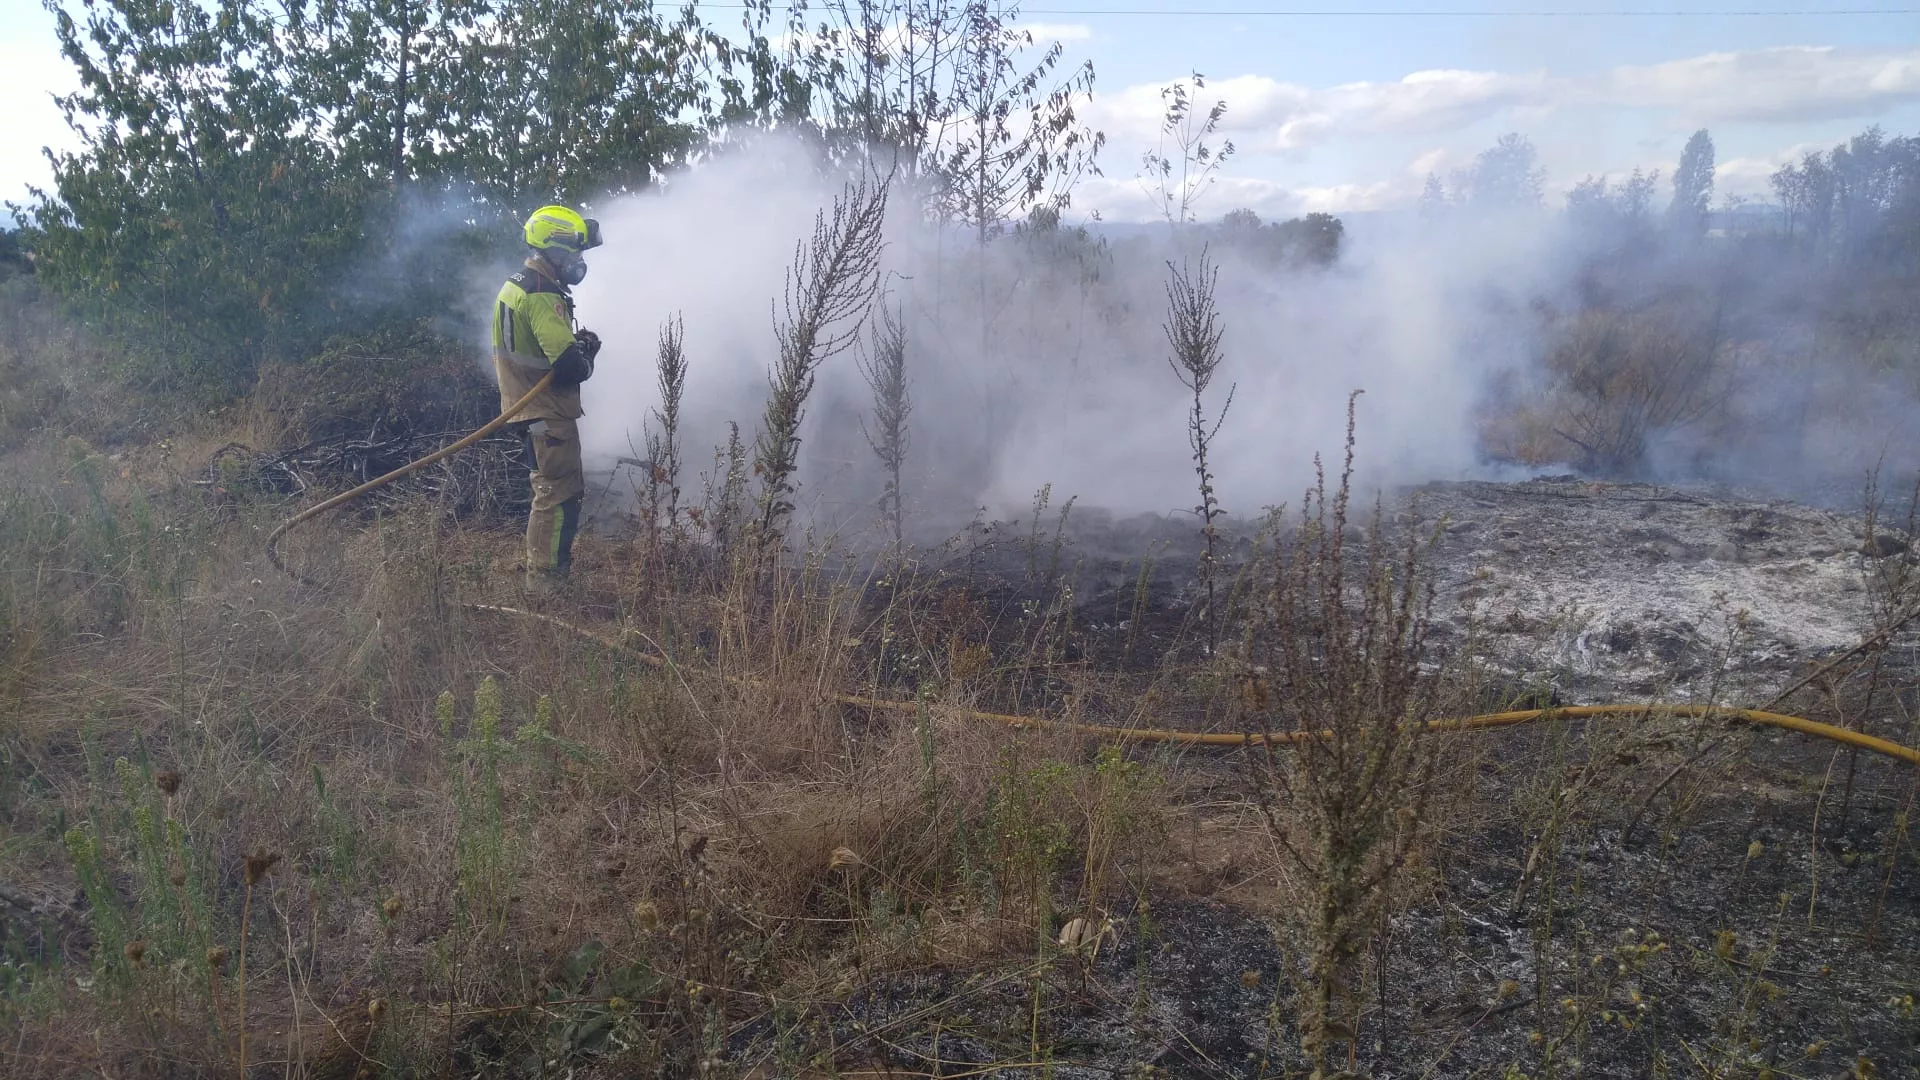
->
[1163, 247, 1234, 656]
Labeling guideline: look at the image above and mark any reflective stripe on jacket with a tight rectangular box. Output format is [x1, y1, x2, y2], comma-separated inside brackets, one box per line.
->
[492, 258, 583, 421]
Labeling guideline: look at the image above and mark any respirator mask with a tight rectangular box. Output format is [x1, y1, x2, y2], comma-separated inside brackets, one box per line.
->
[550, 246, 589, 286]
[544, 217, 600, 286]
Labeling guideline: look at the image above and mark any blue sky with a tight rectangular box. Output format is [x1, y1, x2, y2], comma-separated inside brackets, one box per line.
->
[5, 1, 1917, 222]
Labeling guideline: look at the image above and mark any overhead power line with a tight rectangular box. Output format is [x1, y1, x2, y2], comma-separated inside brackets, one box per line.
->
[690, 3, 1917, 14]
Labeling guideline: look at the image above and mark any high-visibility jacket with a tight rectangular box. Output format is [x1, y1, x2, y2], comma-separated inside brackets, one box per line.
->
[492, 257, 585, 422]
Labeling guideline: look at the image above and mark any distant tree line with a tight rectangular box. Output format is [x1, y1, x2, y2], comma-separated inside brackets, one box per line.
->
[1427, 123, 1920, 478]
[1414, 124, 1920, 265]
[1768, 129, 1920, 262]
[1216, 209, 1343, 268]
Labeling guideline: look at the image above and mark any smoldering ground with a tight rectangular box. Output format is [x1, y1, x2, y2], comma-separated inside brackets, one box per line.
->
[537, 135, 1918, 542]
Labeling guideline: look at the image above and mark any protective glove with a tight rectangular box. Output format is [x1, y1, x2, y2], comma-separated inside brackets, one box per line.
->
[576, 328, 602, 360]
[551, 341, 594, 387]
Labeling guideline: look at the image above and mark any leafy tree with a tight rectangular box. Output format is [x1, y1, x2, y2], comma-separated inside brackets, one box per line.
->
[1879, 139, 1920, 264]
[1210, 209, 1342, 268]
[1566, 168, 1659, 244]
[800, 0, 964, 173]
[1829, 127, 1915, 260]
[793, 0, 1102, 236]
[23, 0, 824, 390]
[1565, 175, 1610, 229]
[819, 0, 903, 154]
[1618, 168, 1662, 222]
[420, 0, 724, 212]
[1764, 129, 1917, 261]
[1272, 212, 1343, 267]
[707, 0, 831, 133]
[1220, 207, 1261, 233]
[0, 229, 32, 280]
[287, 0, 485, 190]
[1455, 133, 1544, 212]
[28, 0, 372, 388]
[1769, 156, 1812, 240]
[1794, 149, 1837, 248]
[936, 1, 1102, 242]
[1667, 128, 1714, 241]
[1010, 202, 1108, 285]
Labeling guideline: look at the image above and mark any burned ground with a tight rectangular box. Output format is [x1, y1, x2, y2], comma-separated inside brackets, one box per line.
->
[4, 455, 1916, 1079]
[680, 475, 1919, 1079]
[854, 474, 1909, 712]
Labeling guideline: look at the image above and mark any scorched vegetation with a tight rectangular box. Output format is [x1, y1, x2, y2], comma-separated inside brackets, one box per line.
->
[3, 2, 1919, 1078]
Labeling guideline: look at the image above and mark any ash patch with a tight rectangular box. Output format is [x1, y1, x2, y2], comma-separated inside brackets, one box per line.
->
[981, 476, 1901, 703]
[1409, 477, 1892, 701]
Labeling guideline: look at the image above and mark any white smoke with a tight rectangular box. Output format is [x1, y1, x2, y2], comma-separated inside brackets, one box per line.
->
[557, 136, 1592, 541]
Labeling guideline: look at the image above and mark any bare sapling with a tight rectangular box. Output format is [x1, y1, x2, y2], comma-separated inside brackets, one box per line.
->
[1140, 72, 1235, 227]
[646, 312, 688, 557]
[754, 179, 890, 547]
[1253, 392, 1443, 1078]
[1163, 250, 1234, 653]
[858, 299, 912, 552]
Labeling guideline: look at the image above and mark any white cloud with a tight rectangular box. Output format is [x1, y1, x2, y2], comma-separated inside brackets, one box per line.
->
[1088, 68, 1555, 154]
[1409, 147, 1456, 178]
[1291, 180, 1401, 214]
[1074, 171, 1412, 223]
[1020, 22, 1092, 44]
[1713, 140, 1827, 200]
[1089, 45, 1920, 158]
[1603, 46, 1920, 124]
[1321, 69, 1553, 137]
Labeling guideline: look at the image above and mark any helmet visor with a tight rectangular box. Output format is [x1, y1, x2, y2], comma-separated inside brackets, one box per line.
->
[583, 218, 603, 250]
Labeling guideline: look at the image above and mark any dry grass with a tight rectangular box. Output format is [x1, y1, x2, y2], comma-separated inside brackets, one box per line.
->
[1, 296, 1917, 1078]
[0, 417, 1184, 1075]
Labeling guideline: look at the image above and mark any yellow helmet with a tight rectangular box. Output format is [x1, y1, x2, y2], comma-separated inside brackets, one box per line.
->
[523, 204, 603, 253]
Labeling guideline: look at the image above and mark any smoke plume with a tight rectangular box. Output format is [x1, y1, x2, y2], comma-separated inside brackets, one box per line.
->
[544, 135, 1915, 543]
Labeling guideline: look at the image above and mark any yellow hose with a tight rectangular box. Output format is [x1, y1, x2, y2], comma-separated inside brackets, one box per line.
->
[468, 605, 1920, 768]
[266, 372, 555, 581]
[259, 377, 1919, 772]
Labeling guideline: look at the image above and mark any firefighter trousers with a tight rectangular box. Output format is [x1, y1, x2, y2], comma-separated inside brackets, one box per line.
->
[521, 417, 584, 574]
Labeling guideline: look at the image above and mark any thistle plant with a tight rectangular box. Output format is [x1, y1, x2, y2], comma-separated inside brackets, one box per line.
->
[754, 179, 889, 547]
[235, 847, 280, 1080]
[1251, 394, 1442, 1077]
[858, 299, 912, 552]
[647, 312, 687, 549]
[1163, 249, 1233, 653]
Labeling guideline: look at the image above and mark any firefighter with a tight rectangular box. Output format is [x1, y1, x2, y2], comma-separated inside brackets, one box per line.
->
[493, 204, 604, 592]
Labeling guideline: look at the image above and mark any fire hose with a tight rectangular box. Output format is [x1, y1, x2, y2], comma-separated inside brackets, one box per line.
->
[265, 371, 555, 582]
[469, 604, 1920, 768]
[260, 375, 1920, 768]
